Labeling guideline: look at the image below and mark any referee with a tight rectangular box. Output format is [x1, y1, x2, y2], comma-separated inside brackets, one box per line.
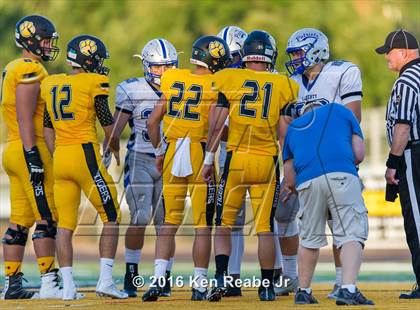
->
[376, 29, 420, 299]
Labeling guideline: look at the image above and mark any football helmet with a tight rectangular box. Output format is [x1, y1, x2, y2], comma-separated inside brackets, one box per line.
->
[190, 36, 231, 73]
[135, 38, 178, 86]
[285, 28, 329, 76]
[242, 30, 277, 70]
[217, 26, 247, 67]
[15, 15, 59, 62]
[66, 35, 110, 75]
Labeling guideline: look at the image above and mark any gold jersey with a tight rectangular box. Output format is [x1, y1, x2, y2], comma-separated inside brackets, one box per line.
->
[40, 72, 109, 145]
[1, 58, 48, 142]
[213, 68, 299, 156]
[161, 68, 217, 143]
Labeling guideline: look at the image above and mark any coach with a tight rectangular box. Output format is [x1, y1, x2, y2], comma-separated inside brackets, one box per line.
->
[376, 29, 420, 299]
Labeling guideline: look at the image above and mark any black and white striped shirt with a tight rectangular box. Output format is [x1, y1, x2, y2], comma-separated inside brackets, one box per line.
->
[386, 58, 420, 146]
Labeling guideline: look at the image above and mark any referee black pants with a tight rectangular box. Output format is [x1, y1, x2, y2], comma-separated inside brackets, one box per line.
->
[399, 143, 420, 285]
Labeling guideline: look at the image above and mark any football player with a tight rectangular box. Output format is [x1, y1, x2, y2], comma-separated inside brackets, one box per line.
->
[278, 28, 363, 298]
[142, 36, 231, 302]
[41, 35, 127, 300]
[202, 30, 299, 302]
[217, 26, 247, 68]
[215, 27, 284, 297]
[216, 25, 248, 297]
[107, 38, 178, 298]
[1, 15, 62, 299]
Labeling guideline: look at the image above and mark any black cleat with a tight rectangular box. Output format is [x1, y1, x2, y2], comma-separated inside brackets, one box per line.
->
[1, 273, 38, 300]
[160, 271, 171, 297]
[336, 288, 374, 305]
[294, 288, 318, 304]
[399, 284, 420, 299]
[123, 272, 138, 298]
[191, 288, 207, 301]
[207, 286, 226, 302]
[225, 285, 242, 297]
[258, 286, 276, 301]
[142, 287, 160, 302]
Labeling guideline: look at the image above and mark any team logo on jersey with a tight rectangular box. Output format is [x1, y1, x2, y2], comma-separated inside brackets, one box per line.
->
[209, 41, 226, 58]
[19, 21, 35, 38]
[79, 39, 97, 56]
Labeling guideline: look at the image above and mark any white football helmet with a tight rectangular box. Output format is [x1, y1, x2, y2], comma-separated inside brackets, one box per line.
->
[217, 26, 247, 58]
[285, 28, 329, 76]
[135, 38, 178, 85]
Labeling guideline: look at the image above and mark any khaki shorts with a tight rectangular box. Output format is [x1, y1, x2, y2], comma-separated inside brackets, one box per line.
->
[296, 172, 368, 249]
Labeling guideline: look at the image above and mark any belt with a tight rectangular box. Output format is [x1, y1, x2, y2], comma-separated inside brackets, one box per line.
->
[406, 140, 420, 150]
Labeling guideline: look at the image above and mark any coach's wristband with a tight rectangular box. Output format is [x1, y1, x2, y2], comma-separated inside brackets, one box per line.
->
[154, 143, 166, 157]
[386, 153, 403, 169]
[204, 152, 215, 166]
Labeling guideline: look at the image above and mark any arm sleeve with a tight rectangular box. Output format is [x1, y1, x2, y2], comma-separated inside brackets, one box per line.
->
[115, 83, 134, 115]
[92, 74, 110, 98]
[282, 129, 294, 162]
[216, 92, 230, 108]
[17, 60, 46, 84]
[280, 103, 296, 117]
[280, 76, 299, 112]
[43, 108, 53, 129]
[95, 95, 114, 127]
[339, 66, 363, 105]
[395, 81, 417, 125]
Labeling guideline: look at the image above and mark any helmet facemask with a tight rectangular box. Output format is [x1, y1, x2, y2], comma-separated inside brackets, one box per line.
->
[39, 33, 60, 61]
[143, 59, 178, 86]
[285, 40, 328, 76]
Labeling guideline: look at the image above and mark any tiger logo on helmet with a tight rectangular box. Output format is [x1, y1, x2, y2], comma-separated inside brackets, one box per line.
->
[209, 41, 226, 58]
[79, 39, 97, 56]
[19, 21, 36, 38]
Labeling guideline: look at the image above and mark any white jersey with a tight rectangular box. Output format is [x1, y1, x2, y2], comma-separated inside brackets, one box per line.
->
[115, 77, 161, 154]
[292, 60, 362, 106]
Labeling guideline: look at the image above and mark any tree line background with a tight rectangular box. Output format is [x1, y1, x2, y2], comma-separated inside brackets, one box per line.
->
[0, 0, 418, 134]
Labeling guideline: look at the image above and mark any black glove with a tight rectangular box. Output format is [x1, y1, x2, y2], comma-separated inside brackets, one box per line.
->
[385, 183, 399, 202]
[23, 146, 44, 185]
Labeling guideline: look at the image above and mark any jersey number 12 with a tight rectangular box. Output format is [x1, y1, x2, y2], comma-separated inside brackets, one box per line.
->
[51, 85, 74, 121]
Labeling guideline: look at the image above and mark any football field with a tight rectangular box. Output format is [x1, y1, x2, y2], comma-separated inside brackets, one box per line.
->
[0, 283, 419, 309]
[1, 261, 419, 309]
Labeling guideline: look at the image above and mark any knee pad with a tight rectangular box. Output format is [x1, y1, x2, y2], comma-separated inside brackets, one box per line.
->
[277, 220, 298, 237]
[32, 221, 57, 241]
[2, 225, 29, 246]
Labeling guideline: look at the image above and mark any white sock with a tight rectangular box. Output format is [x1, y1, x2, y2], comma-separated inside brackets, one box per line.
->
[341, 284, 356, 293]
[283, 255, 297, 278]
[228, 230, 244, 274]
[166, 257, 174, 272]
[193, 267, 208, 293]
[335, 267, 342, 286]
[125, 248, 141, 265]
[99, 258, 114, 283]
[60, 267, 75, 289]
[154, 259, 168, 283]
[299, 287, 312, 294]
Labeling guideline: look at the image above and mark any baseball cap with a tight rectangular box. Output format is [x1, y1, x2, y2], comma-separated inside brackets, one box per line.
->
[375, 29, 419, 54]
